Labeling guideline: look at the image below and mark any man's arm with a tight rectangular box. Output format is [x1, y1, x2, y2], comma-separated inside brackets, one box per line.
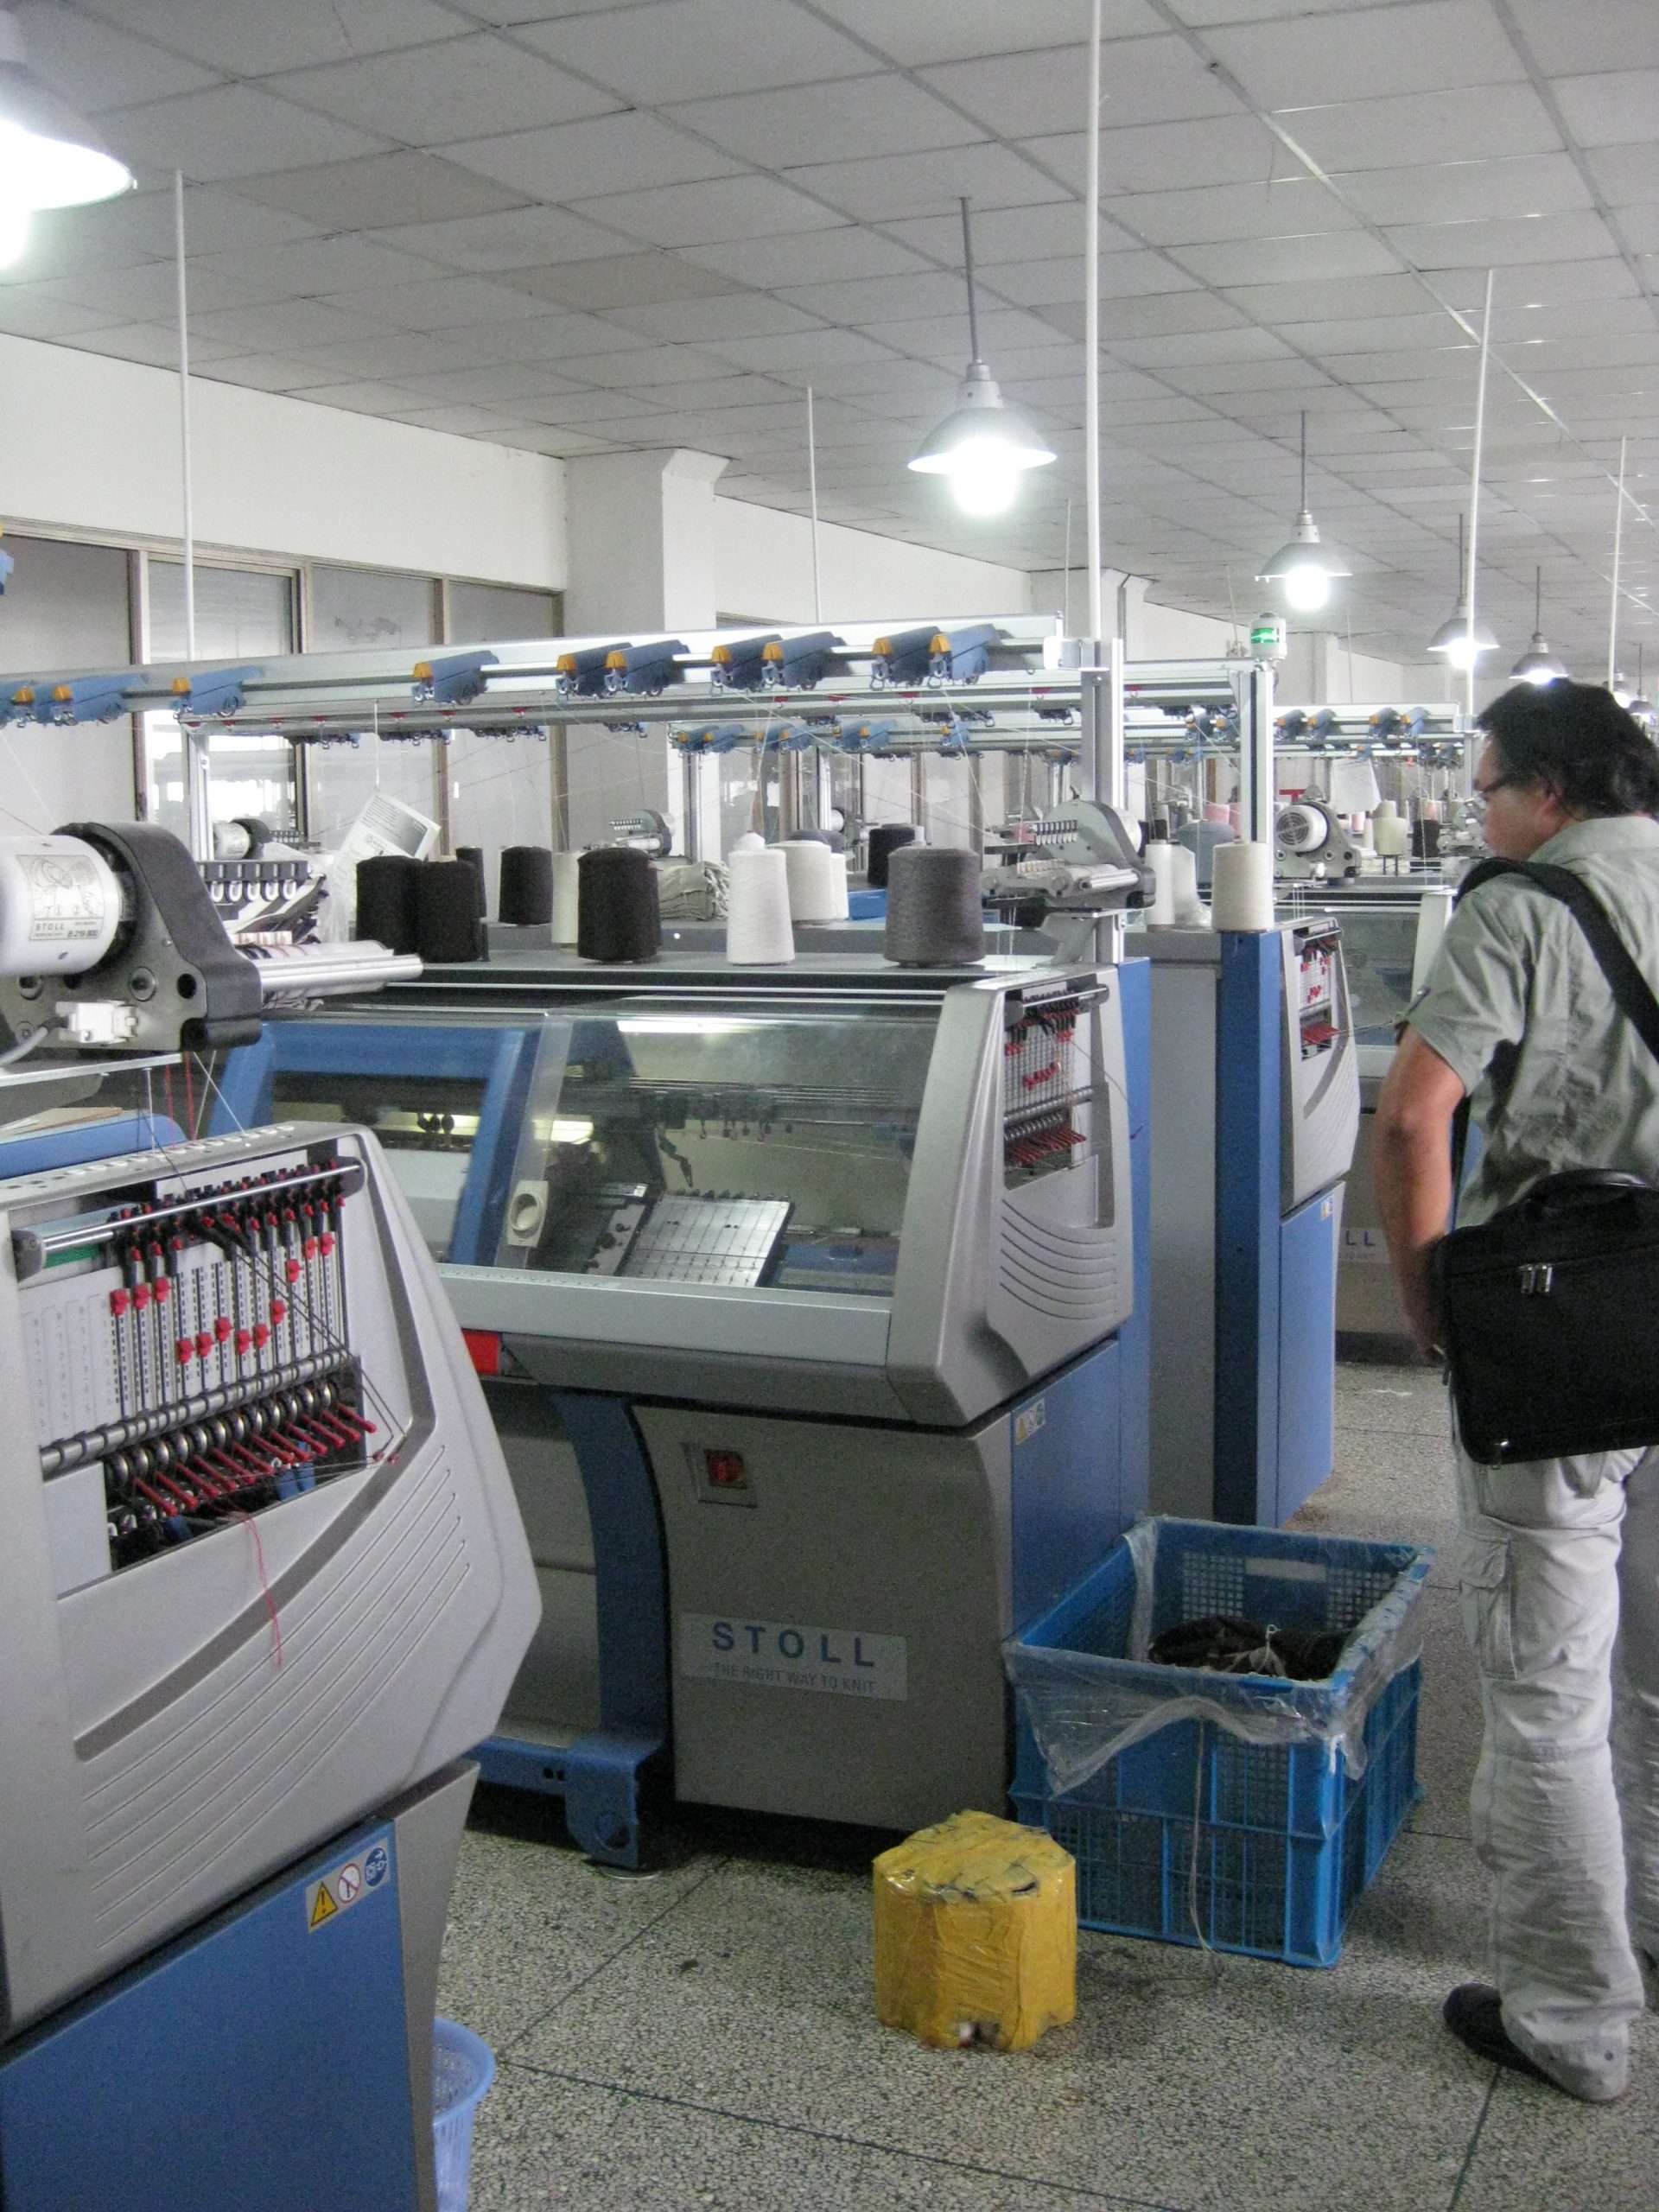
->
[1373, 1027, 1467, 1358]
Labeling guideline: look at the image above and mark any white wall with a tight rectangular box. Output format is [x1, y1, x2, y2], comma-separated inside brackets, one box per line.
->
[0, 332, 564, 588]
[713, 499, 1033, 626]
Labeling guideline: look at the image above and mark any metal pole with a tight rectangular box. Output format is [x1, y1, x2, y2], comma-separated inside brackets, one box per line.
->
[174, 170, 209, 858]
[1609, 432, 1627, 689]
[1084, 0, 1104, 647]
[1237, 661, 1276, 848]
[805, 385, 823, 626]
[959, 196, 980, 363]
[1465, 268, 1493, 725]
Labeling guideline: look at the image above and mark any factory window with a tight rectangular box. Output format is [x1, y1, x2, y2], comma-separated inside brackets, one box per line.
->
[311, 565, 438, 655]
[0, 534, 136, 830]
[143, 559, 297, 842]
[445, 580, 559, 641]
[305, 567, 446, 855]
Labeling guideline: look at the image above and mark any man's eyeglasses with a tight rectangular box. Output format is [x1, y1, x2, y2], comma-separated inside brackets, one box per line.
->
[1471, 774, 1516, 812]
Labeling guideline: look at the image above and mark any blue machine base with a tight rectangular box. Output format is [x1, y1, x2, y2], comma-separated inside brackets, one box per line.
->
[0, 1816, 416, 2212]
[474, 1727, 662, 1870]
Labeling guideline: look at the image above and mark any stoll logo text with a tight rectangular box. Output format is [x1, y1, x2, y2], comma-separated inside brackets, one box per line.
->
[678, 1613, 907, 1701]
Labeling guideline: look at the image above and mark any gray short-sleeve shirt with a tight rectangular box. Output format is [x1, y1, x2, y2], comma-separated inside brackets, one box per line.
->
[1406, 814, 1659, 1225]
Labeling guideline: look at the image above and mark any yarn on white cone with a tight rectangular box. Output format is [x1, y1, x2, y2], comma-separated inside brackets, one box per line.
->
[550, 850, 581, 945]
[1144, 840, 1178, 926]
[1169, 842, 1205, 926]
[1210, 840, 1276, 931]
[726, 845, 795, 964]
[781, 838, 849, 922]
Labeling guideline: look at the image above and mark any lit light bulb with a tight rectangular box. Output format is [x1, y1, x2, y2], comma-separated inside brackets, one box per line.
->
[1282, 562, 1332, 613]
[0, 118, 130, 211]
[0, 197, 29, 268]
[1521, 665, 1558, 687]
[1444, 635, 1484, 674]
[949, 446, 1020, 517]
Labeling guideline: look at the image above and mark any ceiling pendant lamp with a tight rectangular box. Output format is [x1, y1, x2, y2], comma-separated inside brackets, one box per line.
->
[1510, 568, 1567, 684]
[907, 197, 1056, 518]
[1427, 511, 1498, 674]
[1255, 411, 1351, 613]
[1627, 646, 1653, 727]
[0, 8, 133, 266]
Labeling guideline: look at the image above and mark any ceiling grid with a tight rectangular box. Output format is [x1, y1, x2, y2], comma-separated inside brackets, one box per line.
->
[0, 0, 1648, 667]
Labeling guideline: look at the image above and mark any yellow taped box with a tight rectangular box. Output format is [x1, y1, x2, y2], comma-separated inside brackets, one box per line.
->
[873, 1809, 1076, 2051]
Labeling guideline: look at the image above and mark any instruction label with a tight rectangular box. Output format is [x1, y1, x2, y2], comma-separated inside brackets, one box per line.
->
[305, 1839, 391, 1932]
[679, 1613, 906, 1701]
[22, 853, 107, 942]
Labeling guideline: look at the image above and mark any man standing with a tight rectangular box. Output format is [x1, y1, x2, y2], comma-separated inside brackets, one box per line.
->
[1375, 679, 1659, 2103]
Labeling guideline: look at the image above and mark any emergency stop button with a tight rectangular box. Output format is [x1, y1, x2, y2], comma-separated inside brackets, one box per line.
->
[704, 1449, 747, 1491]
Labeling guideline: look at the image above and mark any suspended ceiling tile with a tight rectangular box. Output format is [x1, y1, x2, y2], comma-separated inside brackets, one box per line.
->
[548, 343, 732, 386]
[235, 150, 529, 228]
[319, 273, 575, 330]
[667, 76, 980, 168]
[0, 288, 130, 341]
[1554, 68, 1659, 149]
[1459, 257, 1641, 307]
[1280, 84, 1563, 170]
[683, 227, 930, 288]
[12, 1, 222, 110]
[489, 424, 619, 454]
[1504, 0, 1659, 73]
[186, 234, 451, 304]
[40, 260, 276, 324]
[391, 362, 587, 405]
[385, 400, 527, 433]
[569, 175, 844, 250]
[79, 0, 468, 76]
[267, 35, 621, 146]
[359, 203, 632, 273]
[1619, 212, 1659, 252]
[1388, 211, 1620, 269]
[1586, 144, 1659, 209]
[923, 36, 1243, 137]
[1090, 112, 1284, 194]
[101, 81, 387, 182]
[886, 203, 1104, 266]
[198, 352, 346, 391]
[69, 318, 241, 366]
[1162, 359, 1336, 396]
[444, 111, 741, 202]
[499, 254, 744, 310]
[517, 0, 876, 103]
[1341, 153, 1594, 229]
[696, 326, 901, 372]
[289, 327, 518, 378]
[1209, 0, 1526, 108]
[772, 271, 968, 324]
[1109, 179, 1357, 250]
[1219, 272, 1438, 322]
[778, 143, 1067, 222]
[1096, 292, 1253, 339]
[1284, 310, 1467, 353]
[605, 295, 823, 342]
[1173, 232, 1404, 285]
[512, 385, 685, 423]
[262, 377, 429, 412]
[1112, 324, 1296, 369]
[194, 296, 404, 352]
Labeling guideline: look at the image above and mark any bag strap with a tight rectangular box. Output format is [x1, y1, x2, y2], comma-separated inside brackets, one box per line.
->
[1449, 855, 1659, 1198]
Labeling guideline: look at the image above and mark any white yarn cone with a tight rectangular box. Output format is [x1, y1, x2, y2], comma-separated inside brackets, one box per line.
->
[1373, 814, 1411, 858]
[1169, 842, 1205, 926]
[1144, 840, 1178, 926]
[781, 839, 849, 921]
[726, 846, 795, 963]
[550, 850, 581, 944]
[1211, 840, 1276, 931]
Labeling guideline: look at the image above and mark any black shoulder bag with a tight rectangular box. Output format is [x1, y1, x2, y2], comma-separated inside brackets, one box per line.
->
[1432, 855, 1659, 1465]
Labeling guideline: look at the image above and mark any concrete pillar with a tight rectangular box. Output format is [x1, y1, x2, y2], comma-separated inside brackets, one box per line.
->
[561, 448, 728, 853]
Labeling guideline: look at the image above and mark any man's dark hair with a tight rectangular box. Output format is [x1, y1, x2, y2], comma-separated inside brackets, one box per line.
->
[1478, 681, 1659, 817]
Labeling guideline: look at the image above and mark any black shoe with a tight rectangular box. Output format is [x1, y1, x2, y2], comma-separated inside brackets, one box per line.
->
[1443, 1985, 1557, 2088]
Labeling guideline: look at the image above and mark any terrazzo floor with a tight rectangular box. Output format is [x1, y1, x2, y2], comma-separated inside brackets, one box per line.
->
[438, 1363, 1656, 2210]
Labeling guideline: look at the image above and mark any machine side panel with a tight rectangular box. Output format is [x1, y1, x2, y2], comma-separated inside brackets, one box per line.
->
[639, 1405, 1011, 1831]
[1213, 934, 1283, 1527]
[1276, 1189, 1341, 1526]
[1147, 956, 1218, 1518]
[1009, 1339, 1122, 1630]
[1281, 923, 1361, 1212]
[1118, 957, 1152, 1524]
[0, 1816, 416, 2212]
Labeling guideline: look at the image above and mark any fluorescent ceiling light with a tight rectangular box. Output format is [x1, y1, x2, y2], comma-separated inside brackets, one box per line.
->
[1255, 412, 1350, 614]
[908, 199, 1055, 520]
[0, 9, 133, 267]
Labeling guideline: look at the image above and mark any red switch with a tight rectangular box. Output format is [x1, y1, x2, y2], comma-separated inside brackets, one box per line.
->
[704, 1449, 747, 1491]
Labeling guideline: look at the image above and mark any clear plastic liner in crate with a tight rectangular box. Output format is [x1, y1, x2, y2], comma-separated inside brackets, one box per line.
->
[1005, 1516, 1435, 1799]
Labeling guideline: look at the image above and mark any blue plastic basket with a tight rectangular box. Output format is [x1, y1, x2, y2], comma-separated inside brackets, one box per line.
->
[1009, 1520, 1430, 1967]
[433, 2017, 495, 2212]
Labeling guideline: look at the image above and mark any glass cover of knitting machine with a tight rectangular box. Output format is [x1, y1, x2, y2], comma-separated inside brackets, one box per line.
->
[1325, 902, 1421, 1047]
[496, 999, 937, 1294]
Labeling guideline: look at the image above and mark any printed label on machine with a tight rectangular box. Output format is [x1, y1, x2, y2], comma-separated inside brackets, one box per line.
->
[305, 1837, 391, 1931]
[21, 853, 108, 939]
[679, 1613, 906, 1701]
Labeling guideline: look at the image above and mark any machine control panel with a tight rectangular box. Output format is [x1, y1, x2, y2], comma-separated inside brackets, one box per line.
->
[1294, 924, 1342, 1058]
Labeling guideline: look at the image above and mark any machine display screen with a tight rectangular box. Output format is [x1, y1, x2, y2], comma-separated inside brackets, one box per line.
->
[498, 999, 937, 1295]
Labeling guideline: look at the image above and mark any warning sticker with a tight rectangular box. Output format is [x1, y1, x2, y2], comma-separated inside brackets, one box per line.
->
[20, 854, 107, 943]
[305, 1840, 390, 1932]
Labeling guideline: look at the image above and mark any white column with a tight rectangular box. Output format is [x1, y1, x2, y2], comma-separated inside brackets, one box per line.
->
[562, 448, 729, 853]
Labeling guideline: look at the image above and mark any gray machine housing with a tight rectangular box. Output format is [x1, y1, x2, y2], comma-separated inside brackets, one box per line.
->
[0, 1122, 538, 2037]
[1146, 918, 1360, 1520]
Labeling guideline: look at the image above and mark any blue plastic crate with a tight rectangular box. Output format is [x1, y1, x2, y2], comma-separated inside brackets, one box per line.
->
[1007, 1519, 1431, 1967]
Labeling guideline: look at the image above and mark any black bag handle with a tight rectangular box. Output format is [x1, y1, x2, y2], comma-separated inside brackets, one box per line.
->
[1449, 856, 1659, 1198]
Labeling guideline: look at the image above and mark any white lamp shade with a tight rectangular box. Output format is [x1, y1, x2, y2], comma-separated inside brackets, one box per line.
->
[1427, 605, 1498, 658]
[0, 13, 132, 210]
[1255, 512, 1351, 588]
[1510, 633, 1567, 684]
[907, 361, 1056, 479]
